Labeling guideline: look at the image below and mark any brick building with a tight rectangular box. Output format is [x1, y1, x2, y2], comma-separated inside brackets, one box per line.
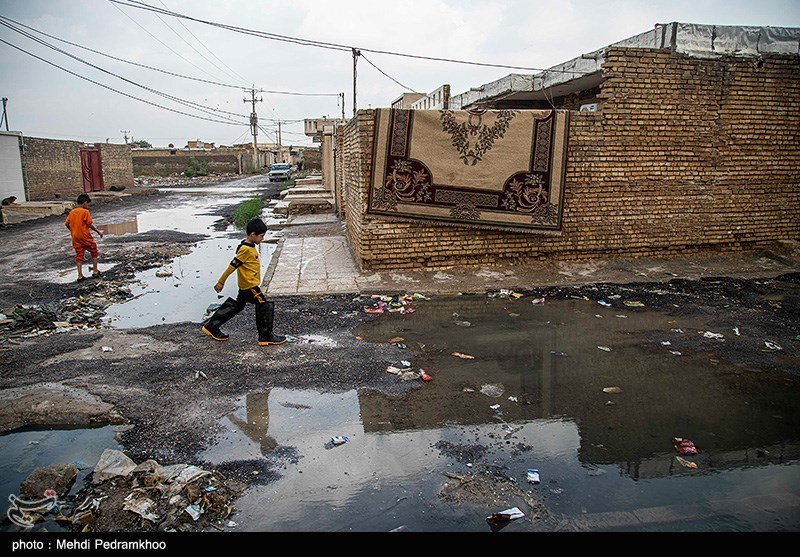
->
[336, 22, 800, 270]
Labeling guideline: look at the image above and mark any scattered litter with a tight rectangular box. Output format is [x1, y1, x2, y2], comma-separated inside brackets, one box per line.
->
[660, 341, 672, 346]
[123, 495, 160, 523]
[531, 297, 546, 305]
[184, 503, 202, 521]
[194, 370, 208, 380]
[598, 300, 612, 307]
[331, 436, 349, 446]
[480, 384, 505, 397]
[670, 351, 682, 356]
[227, 520, 237, 528]
[672, 437, 699, 455]
[454, 320, 472, 327]
[452, 352, 475, 359]
[615, 314, 628, 318]
[597, 346, 612, 352]
[386, 365, 402, 375]
[733, 327, 741, 336]
[624, 301, 645, 307]
[671, 328, 685, 333]
[702, 331, 724, 341]
[595, 314, 603, 318]
[508, 312, 520, 317]
[52, 321, 70, 328]
[508, 396, 518, 403]
[419, 369, 433, 381]
[400, 360, 411, 368]
[675, 456, 698, 469]
[364, 307, 384, 315]
[93, 449, 137, 484]
[764, 340, 782, 351]
[602, 386, 623, 394]
[101, 346, 113, 352]
[489, 404, 501, 410]
[549, 350, 567, 357]
[486, 507, 524, 527]
[155, 270, 172, 278]
[526, 469, 540, 484]
[388, 337, 405, 343]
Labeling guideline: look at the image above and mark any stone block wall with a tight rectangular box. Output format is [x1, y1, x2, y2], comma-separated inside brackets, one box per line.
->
[338, 47, 800, 270]
[131, 150, 245, 176]
[23, 137, 83, 200]
[99, 143, 134, 189]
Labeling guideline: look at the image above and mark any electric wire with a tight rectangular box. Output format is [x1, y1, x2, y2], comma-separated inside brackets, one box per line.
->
[0, 37, 246, 126]
[0, 18, 250, 123]
[109, 0, 594, 74]
[360, 53, 420, 94]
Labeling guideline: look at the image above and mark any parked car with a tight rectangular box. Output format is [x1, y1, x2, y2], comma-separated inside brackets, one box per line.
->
[268, 163, 293, 182]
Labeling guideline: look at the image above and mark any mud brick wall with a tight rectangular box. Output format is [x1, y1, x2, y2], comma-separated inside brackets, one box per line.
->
[132, 150, 245, 176]
[23, 137, 84, 200]
[338, 47, 800, 270]
[98, 143, 134, 189]
[303, 148, 322, 171]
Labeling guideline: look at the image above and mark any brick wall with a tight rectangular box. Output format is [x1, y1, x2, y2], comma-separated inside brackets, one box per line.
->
[338, 47, 800, 270]
[99, 143, 134, 189]
[132, 150, 246, 176]
[303, 148, 322, 171]
[24, 137, 83, 200]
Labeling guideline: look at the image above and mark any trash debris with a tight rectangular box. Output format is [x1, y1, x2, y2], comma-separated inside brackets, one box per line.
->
[615, 314, 628, 318]
[452, 352, 475, 359]
[123, 494, 160, 522]
[184, 503, 202, 521]
[527, 469, 540, 484]
[331, 436, 349, 446]
[764, 340, 782, 350]
[549, 350, 567, 356]
[598, 300, 612, 307]
[672, 437, 699, 455]
[388, 337, 405, 343]
[624, 301, 645, 307]
[93, 449, 137, 484]
[702, 331, 724, 341]
[454, 320, 472, 327]
[508, 396, 518, 403]
[419, 369, 433, 381]
[675, 456, 698, 469]
[364, 307, 384, 314]
[480, 384, 505, 397]
[194, 370, 208, 380]
[101, 346, 113, 352]
[670, 350, 682, 356]
[155, 270, 172, 278]
[400, 360, 411, 368]
[486, 507, 524, 526]
[597, 346, 612, 352]
[489, 404, 501, 410]
[602, 386, 623, 394]
[733, 327, 741, 336]
[386, 365, 402, 375]
[204, 302, 221, 314]
[531, 297, 546, 305]
[661, 341, 672, 346]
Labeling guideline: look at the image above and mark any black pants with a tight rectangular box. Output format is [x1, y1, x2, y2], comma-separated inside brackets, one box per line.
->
[231, 286, 266, 313]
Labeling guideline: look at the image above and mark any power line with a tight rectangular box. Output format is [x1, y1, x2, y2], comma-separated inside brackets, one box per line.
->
[109, 0, 247, 86]
[150, 0, 247, 85]
[360, 53, 420, 94]
[0, 18, 249, 123]
[158, 0, 251, 84]
[0, 15, 343, 98]
[0, 37, 246, 126]
[109, 0, 595, 74]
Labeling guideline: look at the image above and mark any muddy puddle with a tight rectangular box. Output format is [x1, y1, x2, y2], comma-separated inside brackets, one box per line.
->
[0, 426, 120, 532]
[93, 186, 281, 328]
[201, 297, 800, 531]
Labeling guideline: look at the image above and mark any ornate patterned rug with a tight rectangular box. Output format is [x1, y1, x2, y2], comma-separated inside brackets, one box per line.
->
[368, 108, 570, 233]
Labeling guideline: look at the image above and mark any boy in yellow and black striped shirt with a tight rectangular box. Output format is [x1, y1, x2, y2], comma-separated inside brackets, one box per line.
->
[202, 218, 286, 346]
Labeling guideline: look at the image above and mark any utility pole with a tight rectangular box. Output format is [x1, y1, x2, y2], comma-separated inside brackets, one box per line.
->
[352, 48, 360, 118]
[120, 130, 130, 144]
[277, 120, 282, 162]
[339, 92, 345, 121]
[244, 87, 262, 170]
[1, 98, 9, 131]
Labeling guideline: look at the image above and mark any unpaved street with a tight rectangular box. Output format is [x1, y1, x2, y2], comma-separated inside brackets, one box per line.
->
[1, 177, 799, 533]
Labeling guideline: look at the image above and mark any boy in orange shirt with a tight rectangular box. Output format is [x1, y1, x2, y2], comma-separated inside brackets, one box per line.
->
[65, 193, 104, 282]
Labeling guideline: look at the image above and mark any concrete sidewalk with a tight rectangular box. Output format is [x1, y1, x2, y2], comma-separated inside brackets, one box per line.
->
[264, 212, 800, 297]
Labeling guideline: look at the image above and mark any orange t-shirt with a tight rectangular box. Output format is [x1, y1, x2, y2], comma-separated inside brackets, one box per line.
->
[65, 207, 95, 248]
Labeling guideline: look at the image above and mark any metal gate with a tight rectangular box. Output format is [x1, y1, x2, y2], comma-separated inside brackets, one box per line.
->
[80, 147, 104, 193]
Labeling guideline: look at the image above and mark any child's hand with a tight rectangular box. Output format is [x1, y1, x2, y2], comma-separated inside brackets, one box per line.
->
[214, 283, 223, 293]
[98, 231, 104, 238]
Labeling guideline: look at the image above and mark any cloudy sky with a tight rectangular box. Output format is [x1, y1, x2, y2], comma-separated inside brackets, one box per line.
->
[1, 0, 798, 148]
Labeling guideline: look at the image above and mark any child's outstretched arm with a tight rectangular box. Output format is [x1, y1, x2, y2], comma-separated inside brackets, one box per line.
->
[89, 223, 104, 238]
[214, 254, 243, 292]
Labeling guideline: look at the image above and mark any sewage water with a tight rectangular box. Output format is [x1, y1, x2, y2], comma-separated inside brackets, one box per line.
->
[98, 185, 280, 328]
[0, 426, 120, 532]
[203, 297, 800, 532]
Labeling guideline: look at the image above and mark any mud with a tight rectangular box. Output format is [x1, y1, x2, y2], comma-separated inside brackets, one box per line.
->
[1, 184, 798, 532]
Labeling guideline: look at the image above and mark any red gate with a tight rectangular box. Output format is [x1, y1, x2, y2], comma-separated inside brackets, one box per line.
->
[80, 147, 104, 193]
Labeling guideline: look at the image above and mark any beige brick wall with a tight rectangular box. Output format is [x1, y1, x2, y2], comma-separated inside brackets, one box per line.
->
[132, 150, 245, 176]
[99, 143, 134, 189]
[24, 137, 84, 200]
[338, 47, 800, 270]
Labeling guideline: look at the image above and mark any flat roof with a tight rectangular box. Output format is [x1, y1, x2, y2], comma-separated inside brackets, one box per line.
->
[451, 22, 800, 109]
